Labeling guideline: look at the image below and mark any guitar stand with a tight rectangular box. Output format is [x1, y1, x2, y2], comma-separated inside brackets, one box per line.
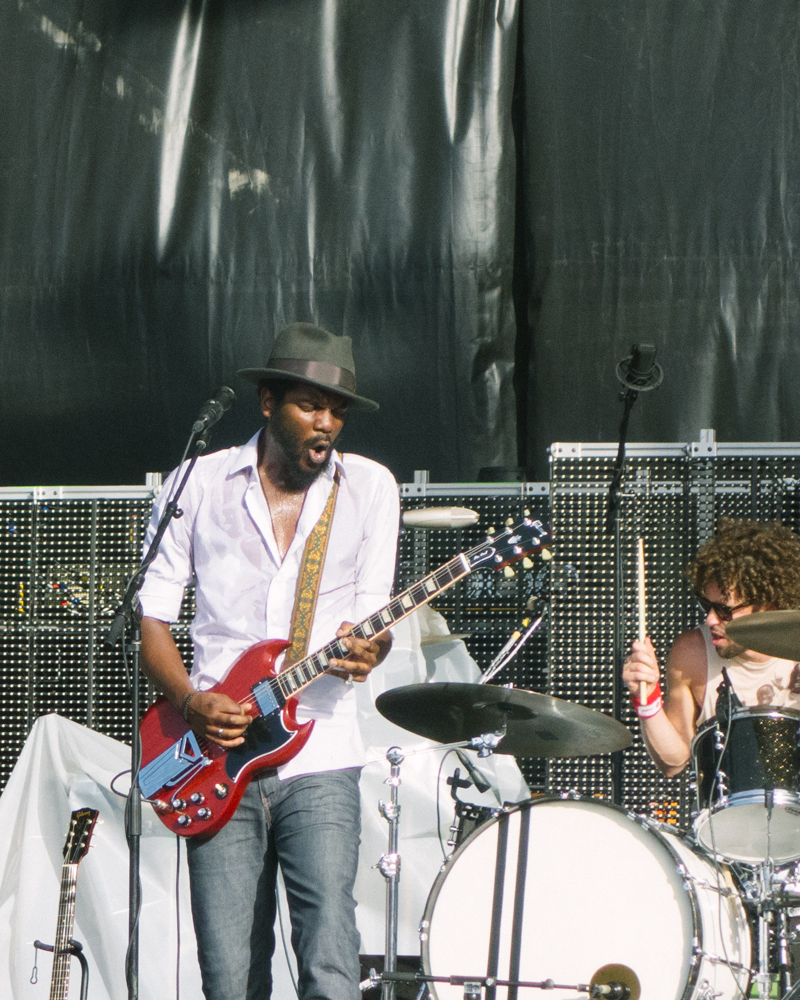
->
[31, 938, 90, 1000]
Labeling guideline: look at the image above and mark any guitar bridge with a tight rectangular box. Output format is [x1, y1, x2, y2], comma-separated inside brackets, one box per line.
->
[139, 731, 208, 799]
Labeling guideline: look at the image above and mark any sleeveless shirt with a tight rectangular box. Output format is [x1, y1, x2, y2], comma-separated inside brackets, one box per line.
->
[697, 623, 800, 726]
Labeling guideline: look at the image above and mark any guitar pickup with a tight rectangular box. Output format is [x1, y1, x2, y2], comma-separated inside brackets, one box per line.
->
[139, 731, 207, 799]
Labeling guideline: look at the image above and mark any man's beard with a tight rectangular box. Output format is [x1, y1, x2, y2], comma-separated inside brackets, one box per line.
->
[268, 409, 331, 491]
[718, 636, 747, 660]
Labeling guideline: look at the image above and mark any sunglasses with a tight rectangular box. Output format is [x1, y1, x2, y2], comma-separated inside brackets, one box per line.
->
[695, 593, 752, 622]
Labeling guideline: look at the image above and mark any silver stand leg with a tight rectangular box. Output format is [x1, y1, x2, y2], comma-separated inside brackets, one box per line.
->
[378, 747, 404, 1000]
[757, 861, 776, 1000]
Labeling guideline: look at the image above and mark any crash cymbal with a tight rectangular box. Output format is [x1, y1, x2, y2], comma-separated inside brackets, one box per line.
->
[725, 610, 800, 661]
[375, 682, 632, 758]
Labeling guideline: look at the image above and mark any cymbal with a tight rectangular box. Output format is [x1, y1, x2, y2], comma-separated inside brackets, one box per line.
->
[726, 610, 800, 661]
[375, 682, 632, 758]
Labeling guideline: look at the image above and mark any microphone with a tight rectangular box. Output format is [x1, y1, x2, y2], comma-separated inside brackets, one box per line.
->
[192, 386, 236, 435]
[402, 507, 480, 530]
[615, 344, 663, 392]
[590, 984, 630, 1000]
[455, 749, 493, 794]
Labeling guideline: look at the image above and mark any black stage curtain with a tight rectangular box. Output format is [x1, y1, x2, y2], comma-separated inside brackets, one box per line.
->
[1, 1, 798, 485]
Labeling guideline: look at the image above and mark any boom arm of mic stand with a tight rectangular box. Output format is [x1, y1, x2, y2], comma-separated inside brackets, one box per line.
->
[605, 387, 640, 809]
[604, 388, 638, 537]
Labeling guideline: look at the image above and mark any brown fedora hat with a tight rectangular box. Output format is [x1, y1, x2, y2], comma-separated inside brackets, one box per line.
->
[238, 322, 379, 412]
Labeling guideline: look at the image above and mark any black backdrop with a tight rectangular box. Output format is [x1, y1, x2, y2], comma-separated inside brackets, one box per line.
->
[1, 0, 799, 486]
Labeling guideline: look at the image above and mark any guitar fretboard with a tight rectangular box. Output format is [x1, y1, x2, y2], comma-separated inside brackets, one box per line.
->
[49, 863, 78, 1000]
[251, 551, 471, 707]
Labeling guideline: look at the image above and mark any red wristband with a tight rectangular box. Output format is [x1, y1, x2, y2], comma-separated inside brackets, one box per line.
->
[631, 680, 662, 718]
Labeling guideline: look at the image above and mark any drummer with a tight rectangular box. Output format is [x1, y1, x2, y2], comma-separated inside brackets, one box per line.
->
[622, 518, 800, 776]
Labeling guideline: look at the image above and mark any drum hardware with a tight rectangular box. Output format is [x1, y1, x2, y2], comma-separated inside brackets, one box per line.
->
[479, 608, 547, 685]
[446, 767, 500, 852]
[361, 967, 638, 1000]
[375, 736, 508, 1000]
[421, 797, 751, 1000]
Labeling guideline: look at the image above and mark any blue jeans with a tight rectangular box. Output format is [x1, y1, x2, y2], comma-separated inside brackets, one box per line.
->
[186, 768, 363, 1000]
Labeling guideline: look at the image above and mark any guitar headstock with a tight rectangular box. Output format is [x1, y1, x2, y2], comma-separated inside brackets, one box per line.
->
[63, 808, 98, 864]
[466, 517, 552, 571]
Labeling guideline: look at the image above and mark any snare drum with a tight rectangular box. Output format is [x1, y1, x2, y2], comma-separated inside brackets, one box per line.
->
[420, 797, 750, 1000]
[692, 706, 800, 864]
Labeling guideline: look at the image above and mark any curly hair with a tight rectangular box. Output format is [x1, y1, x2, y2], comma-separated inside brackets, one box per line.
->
[688, 518, 800, 609]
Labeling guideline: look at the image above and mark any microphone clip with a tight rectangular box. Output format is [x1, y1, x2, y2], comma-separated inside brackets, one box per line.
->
[615, 343, 664, 394]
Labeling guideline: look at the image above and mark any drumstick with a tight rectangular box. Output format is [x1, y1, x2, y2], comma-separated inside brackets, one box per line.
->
[637, 537, 647, 703]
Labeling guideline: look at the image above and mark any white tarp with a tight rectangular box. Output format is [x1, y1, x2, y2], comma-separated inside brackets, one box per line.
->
[0, 608, 528, 997]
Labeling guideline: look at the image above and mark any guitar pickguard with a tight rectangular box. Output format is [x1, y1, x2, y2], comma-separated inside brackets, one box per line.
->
[224, 709, 299, 782]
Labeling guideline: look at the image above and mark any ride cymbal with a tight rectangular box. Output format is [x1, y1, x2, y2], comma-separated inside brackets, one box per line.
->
[375, 682, 632, 757]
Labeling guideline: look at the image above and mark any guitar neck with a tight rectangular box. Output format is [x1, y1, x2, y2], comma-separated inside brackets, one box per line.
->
[49, 863, 78, 1000]
[257, 551, 470, 702]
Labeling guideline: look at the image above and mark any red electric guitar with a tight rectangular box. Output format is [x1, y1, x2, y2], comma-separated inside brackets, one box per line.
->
[139, 516, 551, 837]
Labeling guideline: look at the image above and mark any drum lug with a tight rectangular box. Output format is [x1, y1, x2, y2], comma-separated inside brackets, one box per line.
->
[379, 800, 400, 822]
[377, 852, 400, 880]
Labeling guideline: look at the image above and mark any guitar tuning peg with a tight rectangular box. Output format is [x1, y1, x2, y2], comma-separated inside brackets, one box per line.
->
[541, 549, 553, 561]
[523, 508, 530, 516]
[505, 516, 514, 527]
[503, 566, 515, 579]
[522, 557, 534, 569]
[486, 527, 496, 536]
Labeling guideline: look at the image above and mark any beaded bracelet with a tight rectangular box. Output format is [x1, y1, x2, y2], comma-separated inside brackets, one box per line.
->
[181, 690, 197, 722]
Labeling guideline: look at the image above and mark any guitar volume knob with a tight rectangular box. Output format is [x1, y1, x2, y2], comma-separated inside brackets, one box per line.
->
[190, 792, 205, 805]
[197, 807, 212, 820]
[177, 815, 192, 827]
[171, 798, 186, 811]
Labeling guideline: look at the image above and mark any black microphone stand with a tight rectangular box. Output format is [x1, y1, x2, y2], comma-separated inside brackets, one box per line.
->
[105, 405, 229, 1000]
[604, 346, 662, 805]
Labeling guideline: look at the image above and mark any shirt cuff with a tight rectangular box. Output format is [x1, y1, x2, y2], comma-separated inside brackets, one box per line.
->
[139, 581, 185, 623]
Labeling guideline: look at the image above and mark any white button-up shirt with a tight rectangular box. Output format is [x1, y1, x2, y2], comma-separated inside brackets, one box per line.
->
[138, 430, 400, 778]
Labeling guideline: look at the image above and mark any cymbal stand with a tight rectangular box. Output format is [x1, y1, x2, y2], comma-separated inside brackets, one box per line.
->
[376, 734, 505, 1000]
[378, 746, 403, 1000]
[740, 858, 795, 1000]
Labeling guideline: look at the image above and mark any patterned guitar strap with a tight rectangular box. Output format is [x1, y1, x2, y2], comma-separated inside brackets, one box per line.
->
[284, 470, 341, 667]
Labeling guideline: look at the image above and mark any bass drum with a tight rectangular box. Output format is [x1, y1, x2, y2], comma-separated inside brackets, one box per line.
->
[420, 798, 750, 1000]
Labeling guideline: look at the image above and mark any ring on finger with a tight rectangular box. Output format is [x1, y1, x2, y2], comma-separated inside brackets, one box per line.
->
[218, 727, 223, 737]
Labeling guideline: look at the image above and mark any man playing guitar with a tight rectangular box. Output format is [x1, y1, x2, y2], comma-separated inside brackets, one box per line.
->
[139, 322, 399, 1000]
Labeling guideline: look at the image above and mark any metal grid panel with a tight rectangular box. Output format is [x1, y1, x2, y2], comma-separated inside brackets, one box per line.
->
[397, 487, 551, 790]
[0, 493, 201, 789]
[0, 501, 32, 623]
[0, 631, 29, 785]
[549, 454, 695, 821]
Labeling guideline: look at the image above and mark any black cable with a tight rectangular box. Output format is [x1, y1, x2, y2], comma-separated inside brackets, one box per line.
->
[175, 836, 181, 1000]
[110, 770, 132, 798]
[436, 749, 457, 862]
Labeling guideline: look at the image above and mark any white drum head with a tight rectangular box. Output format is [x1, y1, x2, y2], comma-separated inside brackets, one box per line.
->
[421, 798, 749, 1000]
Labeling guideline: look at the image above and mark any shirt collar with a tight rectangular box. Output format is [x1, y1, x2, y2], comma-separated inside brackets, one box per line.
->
[228, 429, 346, 481]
